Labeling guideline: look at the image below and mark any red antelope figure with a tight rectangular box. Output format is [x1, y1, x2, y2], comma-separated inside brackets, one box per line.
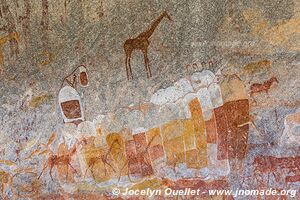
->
[250, 77, 279, 96]
[30, 132, 86, 181]
[38, 141, 81, 181]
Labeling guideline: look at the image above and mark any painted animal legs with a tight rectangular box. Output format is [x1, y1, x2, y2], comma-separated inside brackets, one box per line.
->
[68, 163, 77, 175]
[143, 50, 151, 78]
[49, 166, 54, 181]
[125, 52, 133, 80]
[38, 162, 48, 179]
[125, 54, 130, 80]
[128, 56, 133, 80]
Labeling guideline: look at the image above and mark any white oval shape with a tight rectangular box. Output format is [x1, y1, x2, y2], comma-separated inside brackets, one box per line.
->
[58, 86, 84, 124]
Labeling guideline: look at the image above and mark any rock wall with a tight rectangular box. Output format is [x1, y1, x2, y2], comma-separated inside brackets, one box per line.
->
[0, 0, 299, 199]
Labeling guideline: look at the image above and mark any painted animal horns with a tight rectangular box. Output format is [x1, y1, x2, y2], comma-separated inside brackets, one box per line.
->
[163, 11, 172, 21]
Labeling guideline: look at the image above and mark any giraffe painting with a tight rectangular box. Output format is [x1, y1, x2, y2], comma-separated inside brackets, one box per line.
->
[123, 11, 172, 80]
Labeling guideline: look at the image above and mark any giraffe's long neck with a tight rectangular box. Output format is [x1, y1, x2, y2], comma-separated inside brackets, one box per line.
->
[142, 13, 167, 39]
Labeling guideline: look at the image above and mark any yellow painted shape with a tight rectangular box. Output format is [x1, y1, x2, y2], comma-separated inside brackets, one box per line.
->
[161, 120, 183, 141]
[83, 146, 115, 182]
[182, 119, 196, 151]
[186, 149, 202, 169]
[0, 171, 12, 195]
[188, 98, 208, 168]
[146, 127, 162, 147]
[182, 118, 205, 169]
[195, 136, 208, 168]
[106, 133, 127, 175]
[82, 137, 115, 182]
[163, 136, 185, 166]
[189, 98, 205, 141]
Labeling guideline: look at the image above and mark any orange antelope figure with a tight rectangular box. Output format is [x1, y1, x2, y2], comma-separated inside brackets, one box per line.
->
[38, 142, 79, 181]
[250, 76, 279, 96]
[123, 11, 172, 80]
[35, 132, 86, 181]
[84, 139, 121, 179]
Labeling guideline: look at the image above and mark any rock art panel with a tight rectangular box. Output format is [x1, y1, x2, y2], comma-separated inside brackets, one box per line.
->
[0, 1, 299, 198]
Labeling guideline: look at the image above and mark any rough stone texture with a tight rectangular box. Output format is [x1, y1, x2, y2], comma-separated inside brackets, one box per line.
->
[0, 0, 299, 199]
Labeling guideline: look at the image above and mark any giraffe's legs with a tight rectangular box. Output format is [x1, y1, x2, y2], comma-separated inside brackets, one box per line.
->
[125, 53, 130, 80]
[125, 50, 133, 80]
[128, 54, 133, 80]
[142, 49, 151, 78]
[148, 55, 152, 78]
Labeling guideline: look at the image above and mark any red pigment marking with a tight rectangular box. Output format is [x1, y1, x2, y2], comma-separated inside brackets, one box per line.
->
[61, 100, 81, 119]
[149, 144, 164, 161]
[224, 99, 249, 159]
[214, 99, 249, 160]
[205, 112, 217, 143]
[80, 71, 88, 86]
[253, 156, 300, 185]
[133, 133, 154, 177]
[214, 106, 229, 160]
[125, 140, 142, 177]
[250, 76, 278, 96]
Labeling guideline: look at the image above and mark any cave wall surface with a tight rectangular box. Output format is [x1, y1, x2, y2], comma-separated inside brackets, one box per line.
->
[0, 0, 299, 199]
